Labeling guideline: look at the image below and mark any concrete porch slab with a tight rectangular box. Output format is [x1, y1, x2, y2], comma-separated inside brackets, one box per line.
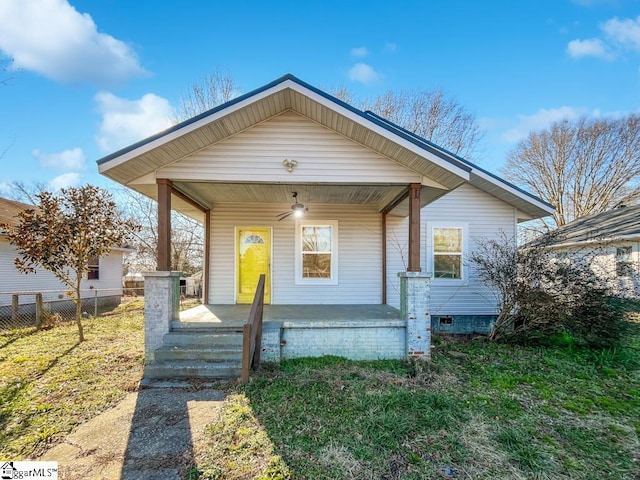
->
[177, 304, 402, 327]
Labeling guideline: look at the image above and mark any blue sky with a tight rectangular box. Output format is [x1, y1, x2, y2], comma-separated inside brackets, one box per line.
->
[0, 0, 639, 196]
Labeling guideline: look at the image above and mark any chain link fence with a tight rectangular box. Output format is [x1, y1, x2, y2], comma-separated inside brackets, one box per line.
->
[0, 285, 202, 331]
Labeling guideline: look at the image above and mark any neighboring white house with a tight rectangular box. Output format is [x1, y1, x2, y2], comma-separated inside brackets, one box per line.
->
[97, 74, 554, 341]
[533, 205, 640, 299]
[0, 196, 129, 309]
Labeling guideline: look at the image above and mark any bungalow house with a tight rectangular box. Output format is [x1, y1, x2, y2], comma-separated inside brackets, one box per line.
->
[97, 74, 552, 377]
[0, 196, 129, 322]
[531, 205, 640, 299]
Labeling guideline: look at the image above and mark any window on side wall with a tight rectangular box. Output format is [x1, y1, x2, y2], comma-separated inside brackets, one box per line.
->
[429, 223, 468, 281]
[87, 256, 100, 280]
[616, 246, 633, 277]
[295, 221, 338, 285]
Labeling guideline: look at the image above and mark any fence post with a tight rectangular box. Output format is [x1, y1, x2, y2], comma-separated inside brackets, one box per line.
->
[35, 293, 43, 329]
[94, 289, 98, 317]
[11, 294, 18, 325]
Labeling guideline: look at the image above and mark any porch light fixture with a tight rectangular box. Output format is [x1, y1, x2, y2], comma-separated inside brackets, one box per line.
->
[283, 158, 298, 172]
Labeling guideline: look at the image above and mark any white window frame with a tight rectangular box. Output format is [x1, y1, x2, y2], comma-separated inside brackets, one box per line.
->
[427, 222, 469, 284]
[87, 256, 100, 281]
[295, 220, 339, 285]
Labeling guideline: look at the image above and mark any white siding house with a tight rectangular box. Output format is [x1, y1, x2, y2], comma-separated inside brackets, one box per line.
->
[0, 197, 127, 309]
[97, 74, 553, 362]
[534, 205, 640, 300]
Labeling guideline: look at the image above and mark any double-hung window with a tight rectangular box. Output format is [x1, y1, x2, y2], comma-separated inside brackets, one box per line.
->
[295, 221, 338, 285]
[428, 223, 468, 281]
[87, 256, 100, 280]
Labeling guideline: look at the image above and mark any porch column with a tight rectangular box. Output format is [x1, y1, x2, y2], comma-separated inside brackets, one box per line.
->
[157, 179, 172, 271]
[398, 272, 431, 359]
[143, 270, 181, 363]
[203, 209, 211, 304]
[408, 183, 422, 272]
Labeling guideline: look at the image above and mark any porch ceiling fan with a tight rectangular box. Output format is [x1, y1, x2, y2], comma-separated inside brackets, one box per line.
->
[276, 191, 308, 221]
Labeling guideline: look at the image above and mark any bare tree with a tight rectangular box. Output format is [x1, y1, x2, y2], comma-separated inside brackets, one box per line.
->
[361, 88, 484, 160]
[118, 189, 204, 275]
[4, 180, 47, 204]
[503, 116, 640, 229]
[172, 71, 240, 122]
[468, 232, 629, 347]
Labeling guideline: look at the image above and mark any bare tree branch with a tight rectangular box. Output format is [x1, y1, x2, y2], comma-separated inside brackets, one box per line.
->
[171, 71, 240, 123]
[503, 115, 640, 230]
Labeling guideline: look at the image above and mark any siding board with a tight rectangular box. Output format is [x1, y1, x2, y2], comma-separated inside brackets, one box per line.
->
[159, 111, 420, 184]
[209, 203, 382, 305]
[386, 184, 516, 315]
[0, 240, 124, 305]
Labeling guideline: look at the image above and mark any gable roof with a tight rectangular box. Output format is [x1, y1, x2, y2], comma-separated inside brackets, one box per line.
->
[536, 204, 640, 248]
[0, 197, 33, 228]
[97, 73, 553, 220]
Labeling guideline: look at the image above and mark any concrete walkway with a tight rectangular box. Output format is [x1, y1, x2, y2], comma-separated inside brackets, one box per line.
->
[40, 386, 226, 480]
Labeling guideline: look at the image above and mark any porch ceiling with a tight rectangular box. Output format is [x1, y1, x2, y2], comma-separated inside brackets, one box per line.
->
[132, 182, 449, 221]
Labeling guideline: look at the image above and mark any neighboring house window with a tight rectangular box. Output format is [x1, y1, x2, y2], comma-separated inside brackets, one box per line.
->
[87, 256, 100, 280]
[428, 223, 468, 281]
[616, 246, 633, 277]
[295, 221, 338, 285]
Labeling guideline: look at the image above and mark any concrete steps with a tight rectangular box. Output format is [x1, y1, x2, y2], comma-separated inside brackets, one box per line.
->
[144, 326, 244, 381]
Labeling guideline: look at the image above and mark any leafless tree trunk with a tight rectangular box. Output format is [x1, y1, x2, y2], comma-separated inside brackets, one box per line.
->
[171, 71, 240, 123]
[503, 116, 640, 230]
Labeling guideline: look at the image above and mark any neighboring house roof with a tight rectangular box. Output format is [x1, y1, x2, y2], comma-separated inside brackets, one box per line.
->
[0, 197, 34, 229]
[98, 73, 553, 220]
[534, 204, 640, 248]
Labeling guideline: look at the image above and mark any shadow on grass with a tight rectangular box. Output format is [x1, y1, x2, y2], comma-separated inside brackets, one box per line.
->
[0, 327, 39, 349]
[0, 342, 80, 448]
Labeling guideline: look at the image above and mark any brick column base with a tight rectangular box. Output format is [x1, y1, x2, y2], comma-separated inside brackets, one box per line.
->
[143, 271, 181, 364]
[398, 272, 431, 359]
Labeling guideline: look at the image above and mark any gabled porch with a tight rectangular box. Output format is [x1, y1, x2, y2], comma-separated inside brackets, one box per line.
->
[98, 74, 553, 380]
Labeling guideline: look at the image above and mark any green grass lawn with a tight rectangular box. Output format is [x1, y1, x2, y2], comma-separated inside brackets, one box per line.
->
[195, 307, 640, 480]
[1, 300, 638, 479]
[0, 300, 144, 458]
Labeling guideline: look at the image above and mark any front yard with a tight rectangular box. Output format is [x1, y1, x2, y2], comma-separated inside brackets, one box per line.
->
[1, 300, 638, 479]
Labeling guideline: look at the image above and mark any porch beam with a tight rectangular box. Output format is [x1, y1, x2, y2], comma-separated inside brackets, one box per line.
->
[381, 212, 387, 303]
[170, 185, 209, 213]
[381, 189, 409, 215]
[408, 183, 422, 272]
[157, 179, 172, 271]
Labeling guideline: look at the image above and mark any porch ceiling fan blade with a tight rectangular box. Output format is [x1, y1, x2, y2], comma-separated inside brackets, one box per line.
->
[277, 211, 293, 221]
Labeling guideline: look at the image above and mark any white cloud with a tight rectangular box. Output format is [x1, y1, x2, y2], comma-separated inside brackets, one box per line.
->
[567, 38, 612, 59]
[383, 43, 397, 53]
[347, 63, 380, 85]
[350, 46, 369, 57]
[94, 92, 174, 152]
[48, 172, 81, 190]
[602, 16, 640, 50]
[502, 106, 586, 143]
[32, 147, 85, 170]
[0, 0, 146, 85]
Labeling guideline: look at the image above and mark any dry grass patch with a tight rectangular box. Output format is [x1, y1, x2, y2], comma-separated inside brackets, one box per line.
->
[0, 306, 144, 457]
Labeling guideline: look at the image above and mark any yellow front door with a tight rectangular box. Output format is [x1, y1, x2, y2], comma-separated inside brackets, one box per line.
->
[237, 228, 271, 304]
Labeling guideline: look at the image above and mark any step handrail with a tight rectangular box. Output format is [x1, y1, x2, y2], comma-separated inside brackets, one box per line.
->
[241, 274, 265, 383]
